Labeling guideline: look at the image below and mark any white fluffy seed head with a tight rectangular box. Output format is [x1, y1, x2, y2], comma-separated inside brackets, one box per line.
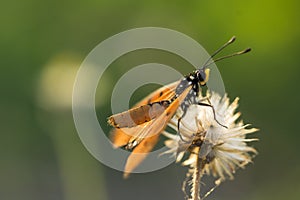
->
[163, 91, 258, 180]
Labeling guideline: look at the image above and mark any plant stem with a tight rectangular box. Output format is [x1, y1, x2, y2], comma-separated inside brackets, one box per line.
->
[191, 147, 206, 200]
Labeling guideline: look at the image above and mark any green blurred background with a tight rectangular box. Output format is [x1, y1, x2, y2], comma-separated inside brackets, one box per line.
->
[1, 0, 300, 199]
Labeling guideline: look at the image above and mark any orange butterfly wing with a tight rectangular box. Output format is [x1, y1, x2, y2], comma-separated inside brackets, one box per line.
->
[123, 90, 191, 178]
[110, 81, 179, 147]
[109, 81, 192, 177]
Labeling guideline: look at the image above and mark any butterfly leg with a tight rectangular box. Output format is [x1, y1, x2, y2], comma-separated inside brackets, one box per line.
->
[177, 113, 191, 143]
[197, 102, 228, 129]
[177, 111, 203, 143]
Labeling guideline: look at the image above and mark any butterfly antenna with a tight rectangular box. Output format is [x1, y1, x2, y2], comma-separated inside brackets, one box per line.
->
[204, 47, 251, 68]
[202, 36, 236, 69]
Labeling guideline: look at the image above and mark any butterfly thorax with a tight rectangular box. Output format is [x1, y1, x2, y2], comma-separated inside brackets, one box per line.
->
[174, 69, 208, 114]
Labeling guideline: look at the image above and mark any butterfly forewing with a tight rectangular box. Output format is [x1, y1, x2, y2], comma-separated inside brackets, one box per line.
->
[108, 100, 172, 128]
[109, 81, 179, 147]
[108, 81, 180, 128]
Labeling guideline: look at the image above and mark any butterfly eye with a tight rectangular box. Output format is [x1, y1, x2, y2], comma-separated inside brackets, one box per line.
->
[198, 70, 206, 82]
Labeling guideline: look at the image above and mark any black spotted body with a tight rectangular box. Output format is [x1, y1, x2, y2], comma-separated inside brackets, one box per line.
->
[175, 71, 205, 115]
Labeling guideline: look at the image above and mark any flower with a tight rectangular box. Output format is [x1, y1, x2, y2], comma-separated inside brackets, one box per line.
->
[162, 91, 258, 199]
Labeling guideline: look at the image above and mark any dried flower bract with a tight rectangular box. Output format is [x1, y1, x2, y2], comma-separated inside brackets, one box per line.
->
[162, 91, 258, 199]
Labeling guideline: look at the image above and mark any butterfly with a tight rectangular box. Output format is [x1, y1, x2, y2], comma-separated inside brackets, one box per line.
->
[107, 36, 251, 178]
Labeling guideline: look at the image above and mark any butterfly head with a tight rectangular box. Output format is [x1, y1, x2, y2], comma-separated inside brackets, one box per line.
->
[196, 68, 210, 86]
